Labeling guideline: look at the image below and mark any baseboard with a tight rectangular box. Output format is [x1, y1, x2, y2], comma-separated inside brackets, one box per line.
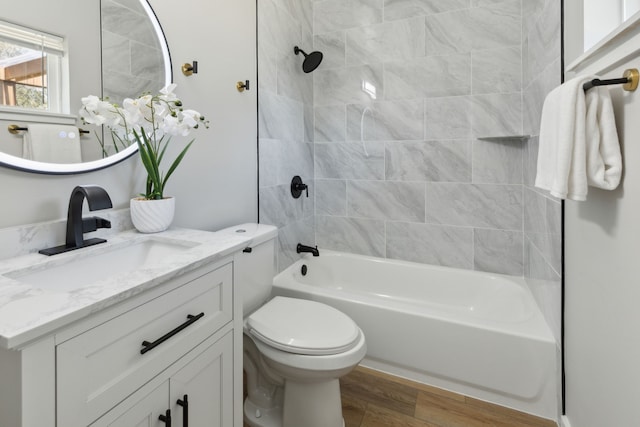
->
[561, 415, 572, 427]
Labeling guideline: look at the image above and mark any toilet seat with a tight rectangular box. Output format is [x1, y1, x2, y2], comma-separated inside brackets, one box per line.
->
[246, 296, 361, 356]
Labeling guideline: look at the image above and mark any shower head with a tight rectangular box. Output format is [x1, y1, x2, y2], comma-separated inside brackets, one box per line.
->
[294, 46, 323, 73]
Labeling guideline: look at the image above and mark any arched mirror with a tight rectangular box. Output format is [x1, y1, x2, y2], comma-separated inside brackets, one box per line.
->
[0, 0, 171, 174]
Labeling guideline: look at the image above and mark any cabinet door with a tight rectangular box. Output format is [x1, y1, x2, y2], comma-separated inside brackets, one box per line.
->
[170, 332, 234, 427]
[58, 263, 232, 426]
[90, 381, 168, 427]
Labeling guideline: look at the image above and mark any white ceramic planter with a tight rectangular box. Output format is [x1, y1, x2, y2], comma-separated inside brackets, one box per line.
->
[130, 197, 175, 233]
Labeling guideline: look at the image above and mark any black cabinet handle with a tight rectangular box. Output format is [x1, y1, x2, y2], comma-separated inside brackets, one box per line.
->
[243, 247, 252, 253]
[159, 409, 172, 426]
[177, 394, 189, 427]
[141, 313, 205, 355]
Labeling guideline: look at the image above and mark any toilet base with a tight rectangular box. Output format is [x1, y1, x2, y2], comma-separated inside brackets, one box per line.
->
[244, 379, 345, 427]
[244, 398, 283, 427]
[283, 378, 343, 427]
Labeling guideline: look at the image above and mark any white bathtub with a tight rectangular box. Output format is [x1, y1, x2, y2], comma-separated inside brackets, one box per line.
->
[272, 251, 558, 421]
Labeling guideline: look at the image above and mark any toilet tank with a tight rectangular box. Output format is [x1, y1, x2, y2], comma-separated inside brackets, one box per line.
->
[216, 223, 277, 315]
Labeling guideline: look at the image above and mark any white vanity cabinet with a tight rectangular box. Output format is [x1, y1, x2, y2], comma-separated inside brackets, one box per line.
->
[92, 331, 233, 427]
[0, 255, 242, 427]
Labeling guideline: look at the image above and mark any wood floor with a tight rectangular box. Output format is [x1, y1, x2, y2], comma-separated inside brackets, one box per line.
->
[244, 365, 557, 427]
[341, 366, 556, 427]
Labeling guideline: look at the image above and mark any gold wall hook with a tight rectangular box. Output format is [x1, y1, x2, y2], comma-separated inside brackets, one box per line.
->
[236, 80, 250, 92]
[623, 68, 639, 91]
[182, 61, 198, 76]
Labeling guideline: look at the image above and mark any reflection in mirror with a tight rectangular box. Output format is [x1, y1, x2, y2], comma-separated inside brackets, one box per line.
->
[101, 0, 170, 108]
[0, 0, 171, 174]
[0, 20, 64, 113]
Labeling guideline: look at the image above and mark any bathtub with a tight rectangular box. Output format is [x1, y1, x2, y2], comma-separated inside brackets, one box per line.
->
[272, 251, 558, 420]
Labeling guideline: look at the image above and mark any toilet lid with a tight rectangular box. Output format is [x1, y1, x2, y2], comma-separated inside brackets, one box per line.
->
[246, 296, 361, 356]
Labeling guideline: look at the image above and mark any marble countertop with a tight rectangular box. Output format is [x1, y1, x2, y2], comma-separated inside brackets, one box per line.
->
[0, 223, 275, 350]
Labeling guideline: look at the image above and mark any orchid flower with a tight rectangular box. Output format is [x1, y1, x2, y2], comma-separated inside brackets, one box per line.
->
[79, 84, 209, 199]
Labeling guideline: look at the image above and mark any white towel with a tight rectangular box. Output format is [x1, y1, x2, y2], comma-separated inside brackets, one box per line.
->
[535, 75, 622, 201]
[23, 124, 83, 164]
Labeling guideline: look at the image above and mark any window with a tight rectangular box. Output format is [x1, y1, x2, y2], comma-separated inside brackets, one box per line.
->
[584, 0, 640, 51]
[0, 20, 64, 113]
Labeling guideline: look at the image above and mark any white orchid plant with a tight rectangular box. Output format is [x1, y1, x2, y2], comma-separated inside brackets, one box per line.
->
[79, 84, 208, 200]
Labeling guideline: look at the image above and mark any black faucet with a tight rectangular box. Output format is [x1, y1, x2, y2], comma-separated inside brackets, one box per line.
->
[297, 243, 319, 257]
[39, 185, 113, 256]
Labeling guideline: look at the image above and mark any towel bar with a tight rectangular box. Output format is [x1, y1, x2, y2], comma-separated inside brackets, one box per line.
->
[583, 68, 639, 92]
[8, 124, 89, 135]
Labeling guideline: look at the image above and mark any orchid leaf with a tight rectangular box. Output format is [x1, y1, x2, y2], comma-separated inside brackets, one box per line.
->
[157, 136, 171, 166]
[162, 139, 194, 190]
[135, 130, 163, 199]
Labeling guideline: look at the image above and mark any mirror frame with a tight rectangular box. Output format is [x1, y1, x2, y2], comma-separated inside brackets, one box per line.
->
[0, 0, 172, 175]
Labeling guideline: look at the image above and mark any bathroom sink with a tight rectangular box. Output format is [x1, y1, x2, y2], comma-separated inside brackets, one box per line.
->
[4, 237, 199, 292]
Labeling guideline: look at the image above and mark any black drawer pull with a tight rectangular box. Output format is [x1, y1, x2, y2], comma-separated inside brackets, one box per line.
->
[141, 313, 205, 355]
[159, 409, 172, 426]
[177, 394, 189, 427]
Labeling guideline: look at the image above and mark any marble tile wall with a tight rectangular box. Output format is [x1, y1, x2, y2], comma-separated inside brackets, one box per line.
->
[312, 0, 527, 275]
[258, 0, 563, 319]
[522, 0, 562, 346]
[258, 0, 315, 271]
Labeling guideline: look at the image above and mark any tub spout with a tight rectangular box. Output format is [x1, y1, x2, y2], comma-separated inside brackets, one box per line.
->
[297, 243, 319, 256]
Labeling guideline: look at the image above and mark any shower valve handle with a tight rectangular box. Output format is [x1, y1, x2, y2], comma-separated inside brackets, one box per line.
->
[291, 175, 308, 198]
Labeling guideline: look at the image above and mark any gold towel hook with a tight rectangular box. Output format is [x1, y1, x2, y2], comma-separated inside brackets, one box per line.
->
[7, 124, 21, 134]
[623, 68, 639, 91]
[182, 61, 198, 76]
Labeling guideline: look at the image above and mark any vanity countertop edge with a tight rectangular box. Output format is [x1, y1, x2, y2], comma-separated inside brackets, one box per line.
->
[0, 226, 262, 350]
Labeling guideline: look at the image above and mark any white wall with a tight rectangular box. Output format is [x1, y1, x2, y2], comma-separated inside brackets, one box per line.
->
[565, 61, 640, 427]
[564, 3, 640, 425]
[0, 0, 257, 232]
[150, 0, 258, 231]
[583, 0, 622, 51]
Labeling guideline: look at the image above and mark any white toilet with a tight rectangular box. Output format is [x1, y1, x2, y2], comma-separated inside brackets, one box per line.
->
[221, 224, 366, 427]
